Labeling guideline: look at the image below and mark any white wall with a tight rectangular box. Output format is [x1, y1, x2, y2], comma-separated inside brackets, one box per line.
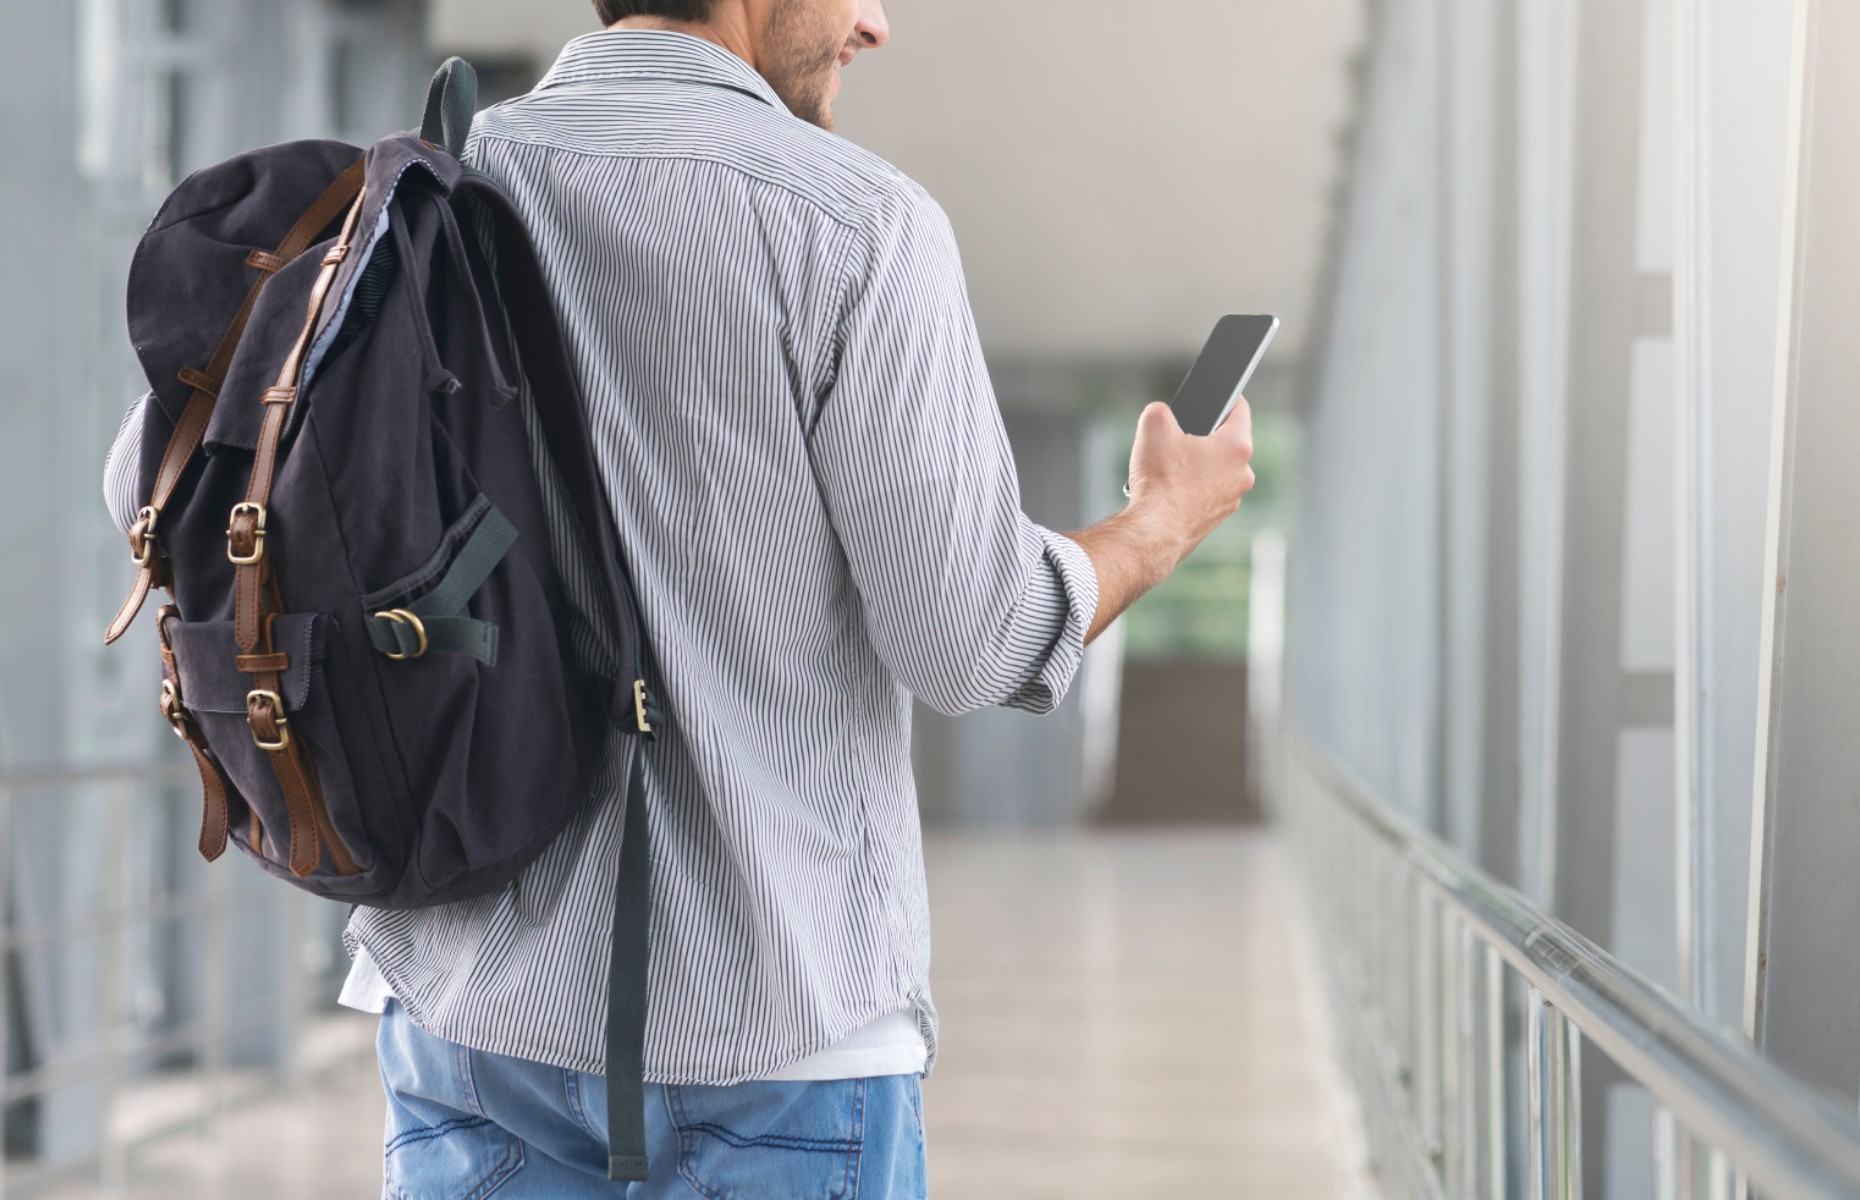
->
[1290, 0, 1840, 1189]
[431, 0, 1365, 366]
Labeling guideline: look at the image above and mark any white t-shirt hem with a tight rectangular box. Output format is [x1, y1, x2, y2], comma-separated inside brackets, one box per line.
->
[340, 946, 926, 1081]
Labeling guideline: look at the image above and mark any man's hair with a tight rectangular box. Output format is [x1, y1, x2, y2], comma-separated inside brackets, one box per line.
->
[593, 0, 717, 23]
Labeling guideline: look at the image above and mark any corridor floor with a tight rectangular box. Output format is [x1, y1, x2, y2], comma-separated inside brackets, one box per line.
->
[46, 829, 1371, 1199]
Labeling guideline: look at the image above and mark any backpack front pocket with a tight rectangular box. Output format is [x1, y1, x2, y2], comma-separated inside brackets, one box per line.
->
[357, 493, 514, 669]
[162, 611, 378, 890]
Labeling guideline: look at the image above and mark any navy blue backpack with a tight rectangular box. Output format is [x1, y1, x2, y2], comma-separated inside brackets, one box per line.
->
[104, 61, 660, 1181]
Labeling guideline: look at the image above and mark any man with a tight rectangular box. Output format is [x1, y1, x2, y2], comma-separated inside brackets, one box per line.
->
[111, 0, 1254, 1193]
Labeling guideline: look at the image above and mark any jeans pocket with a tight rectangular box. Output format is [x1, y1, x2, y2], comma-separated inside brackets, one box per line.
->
[378, 1003, 525, 1200]
[668, 1079, 864, 1200]
[383, 1114, 522, 1200]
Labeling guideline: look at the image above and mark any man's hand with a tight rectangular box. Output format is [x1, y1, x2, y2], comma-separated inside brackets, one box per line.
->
[1066, 399, 1257, 644]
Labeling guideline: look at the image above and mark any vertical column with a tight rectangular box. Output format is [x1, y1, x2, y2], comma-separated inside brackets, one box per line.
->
[1245, 531, 1288, 812]
[1513, 0, 1578, 910]
[1550, 0, 1651, 961]
[1553, 0, 1694, 1189]
[1672, 0, 1796, 1036]
[291, 0, 428, 143]
[1438, 0, 1500, 869]
[1670, 0, 1710, 1026]
[1477, 0, 1527, 890]
[1286, 0, 1446, 828]
[1744, 0, 1860, 1102]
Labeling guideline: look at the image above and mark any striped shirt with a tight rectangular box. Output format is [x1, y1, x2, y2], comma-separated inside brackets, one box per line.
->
[106, 29, 1098, 1086]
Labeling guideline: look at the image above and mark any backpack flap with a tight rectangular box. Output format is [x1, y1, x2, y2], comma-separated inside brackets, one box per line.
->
[127, 140, 364, 434]
[167, 611, 322, 716]
[204, 140, 461, 456]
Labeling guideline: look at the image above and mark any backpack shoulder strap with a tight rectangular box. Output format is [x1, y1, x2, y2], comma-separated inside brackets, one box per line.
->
[105, 157, 367, 645]
[456, 175, 659, 732]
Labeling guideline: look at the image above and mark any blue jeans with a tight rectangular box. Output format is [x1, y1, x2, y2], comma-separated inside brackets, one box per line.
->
[376, 999, 928, 1198]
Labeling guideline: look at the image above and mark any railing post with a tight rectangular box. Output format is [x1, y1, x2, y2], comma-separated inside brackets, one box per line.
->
[1483, 943, 1508, 1198]
[0, 780, 10, 1200]
[1659, 1109, 1739, 1200]
[97, 780, 130, 1191]
[1441, 905, 1463, 1193]
[1396, 862, 1416, 1099]
[1417, 884, 1441, 1166]
[1658, 1106, 1682, 1200]
[1529, 987, 1582, 1199]
[1458, 923, 1505, 1197]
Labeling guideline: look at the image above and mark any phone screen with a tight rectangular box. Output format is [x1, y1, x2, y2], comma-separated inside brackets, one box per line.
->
[1169, 315, 1279, 436]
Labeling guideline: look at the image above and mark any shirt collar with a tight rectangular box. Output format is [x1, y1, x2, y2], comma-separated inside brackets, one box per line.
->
[536, 29, 786, 111]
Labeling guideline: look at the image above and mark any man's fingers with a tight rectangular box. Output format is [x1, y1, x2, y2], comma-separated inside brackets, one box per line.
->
[1213, 395, 1253, 447]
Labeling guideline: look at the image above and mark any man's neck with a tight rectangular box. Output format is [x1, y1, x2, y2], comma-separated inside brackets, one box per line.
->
[610, 15, 762, 75]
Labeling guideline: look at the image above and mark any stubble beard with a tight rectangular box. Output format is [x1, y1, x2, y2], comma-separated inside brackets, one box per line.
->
[763, 0, 846, 130]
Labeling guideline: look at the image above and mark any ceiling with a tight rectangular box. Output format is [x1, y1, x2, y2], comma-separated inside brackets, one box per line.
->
[431, 0, 1364, 368]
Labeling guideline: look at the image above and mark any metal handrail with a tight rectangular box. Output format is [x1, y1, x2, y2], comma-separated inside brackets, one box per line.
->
[1297, 743, 1860, 1198]
[0, 762, 192, 790]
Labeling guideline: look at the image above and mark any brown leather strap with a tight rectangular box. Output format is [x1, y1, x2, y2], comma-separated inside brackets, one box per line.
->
[107, 557, 160, 645]
[157, 607, 230, 862]
[243, 607, 320, 877]
[234, 193, 367, 653]
[184, 734, 232, 863]
[275, 160, 368, 263]
[244, 595, 360, 879]
[262, 735, 322, 878]
[104, 158, 367, 646]
[298, 745, 361, 878]
[177, 366, 221, 397]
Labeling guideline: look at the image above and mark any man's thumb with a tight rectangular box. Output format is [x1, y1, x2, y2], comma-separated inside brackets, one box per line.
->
[1138, 401, 1178, 438]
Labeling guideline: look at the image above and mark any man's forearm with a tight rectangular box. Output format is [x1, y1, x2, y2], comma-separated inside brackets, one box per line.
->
[1066, 397, 1256, 644]
[1065, 506, 1184, 645]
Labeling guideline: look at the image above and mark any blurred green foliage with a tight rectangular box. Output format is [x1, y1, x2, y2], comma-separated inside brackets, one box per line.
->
[1106, 406, 1298, 660]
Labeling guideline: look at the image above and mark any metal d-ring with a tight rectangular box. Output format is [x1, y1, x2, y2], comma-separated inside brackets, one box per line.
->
[375, 609, 429, 661]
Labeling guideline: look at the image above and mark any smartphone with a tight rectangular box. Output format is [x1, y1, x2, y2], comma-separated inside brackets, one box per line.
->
[1170, 314, 1278, 436]
[1122, 314, 1278, 497]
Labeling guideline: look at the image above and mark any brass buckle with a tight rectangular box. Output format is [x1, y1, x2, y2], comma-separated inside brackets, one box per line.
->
[633, 679, 655, 736]
[159, 678, 189, 740]
[226, 502, 268, 565]
[132, 507, 160, 567]
[375, 609, 428, 661]
[246, 689, 290, 751]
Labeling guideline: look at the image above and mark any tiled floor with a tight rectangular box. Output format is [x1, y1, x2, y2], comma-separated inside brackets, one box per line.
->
[920, 829, 1372, 1199]
[37, 829, 1372, 1199]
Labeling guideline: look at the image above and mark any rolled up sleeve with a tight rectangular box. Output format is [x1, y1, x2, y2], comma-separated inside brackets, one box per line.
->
[807, 185, 1099, 718]
[999, 524, 1099, 714]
